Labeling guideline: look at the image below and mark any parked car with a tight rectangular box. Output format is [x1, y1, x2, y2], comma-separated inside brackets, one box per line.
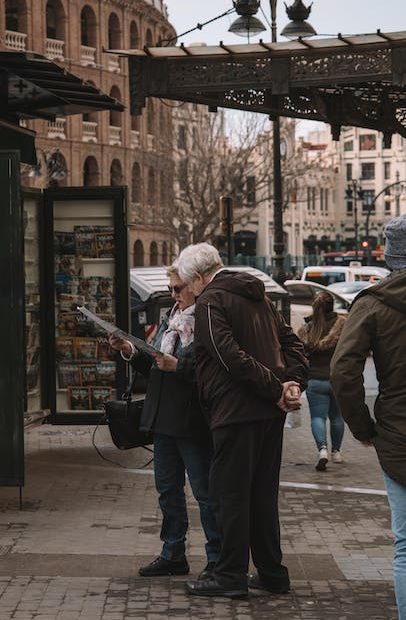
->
[327, 280, 372, 303]
[283, 280, 350, 333]
[301, 265, 389, 287]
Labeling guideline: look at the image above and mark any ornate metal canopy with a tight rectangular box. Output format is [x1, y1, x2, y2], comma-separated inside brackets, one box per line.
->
[116, 30, 406, 144]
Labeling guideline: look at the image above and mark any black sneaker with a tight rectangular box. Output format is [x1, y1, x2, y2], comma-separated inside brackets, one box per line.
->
[139, 556, 190, 577]
[248, 574, 290, 594]
[198, 561, 216, 581]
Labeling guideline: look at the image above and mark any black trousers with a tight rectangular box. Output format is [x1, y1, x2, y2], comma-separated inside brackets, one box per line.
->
[210, 416, 289, 589]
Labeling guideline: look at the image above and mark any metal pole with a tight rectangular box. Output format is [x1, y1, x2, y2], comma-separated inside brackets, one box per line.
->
[353, 180, 359, 260]
[226, 199, 234, 265]
[269, 0, 286, 283]
[396, 170, 400, 217]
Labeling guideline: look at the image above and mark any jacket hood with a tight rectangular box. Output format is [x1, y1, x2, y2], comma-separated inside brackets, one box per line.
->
[206, 270, 265, 301]
[355, 270, 406, 313]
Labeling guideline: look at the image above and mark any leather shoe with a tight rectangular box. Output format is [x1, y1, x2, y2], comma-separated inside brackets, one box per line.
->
[139, 556, 189, 577]
[248, 574, 290, 594]
[198, 561, 216, 581]
[185, 578, 248, 599]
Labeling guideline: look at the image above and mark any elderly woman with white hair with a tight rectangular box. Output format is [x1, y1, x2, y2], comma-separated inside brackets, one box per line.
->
[109, 262, 220, 580]
[176, 243, 308, 599]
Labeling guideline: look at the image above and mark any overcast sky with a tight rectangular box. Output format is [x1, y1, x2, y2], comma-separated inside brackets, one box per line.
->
[165, 0, 405, 45]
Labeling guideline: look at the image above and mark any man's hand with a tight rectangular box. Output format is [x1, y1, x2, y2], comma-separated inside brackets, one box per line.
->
[154, 352, 178, 372]
[108, 333, 134, 358]
[277, 381, 302, 412]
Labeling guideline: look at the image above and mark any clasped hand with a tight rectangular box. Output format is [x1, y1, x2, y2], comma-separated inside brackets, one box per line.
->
[277, 381, 302, 412]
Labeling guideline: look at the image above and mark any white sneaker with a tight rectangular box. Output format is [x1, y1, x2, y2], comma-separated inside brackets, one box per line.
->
[315, 447, 328, 471]
[332, 450, 343, 464]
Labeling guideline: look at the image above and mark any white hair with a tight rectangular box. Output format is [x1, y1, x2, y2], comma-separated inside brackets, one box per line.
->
[177, 243, 224, 282]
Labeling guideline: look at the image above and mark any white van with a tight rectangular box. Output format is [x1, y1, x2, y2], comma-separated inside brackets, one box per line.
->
[301, 265, 389, 287]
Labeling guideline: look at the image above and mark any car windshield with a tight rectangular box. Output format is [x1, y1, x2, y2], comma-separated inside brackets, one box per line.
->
[304, 271, 347, 286]
[328, 282, 370, 294]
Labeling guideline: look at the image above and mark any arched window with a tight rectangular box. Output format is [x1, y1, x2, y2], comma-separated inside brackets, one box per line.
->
[108, 12, 121, 48]
[131, 162, 141, 203]
[81, 5, 97, 47]
[130, 21, 139, 48]
[46, 0, 65, 40]
[6, 0, 27, 33]
[110, 159, 122, 186]
[145, 28, 153, 47]
[147, 99, 154, 135]
[162, 241, 168, 265]
[83, 156, 99, 187]
[109, 85, 122, 127]
[133, 240, 144, 267]
[147, 168, 155, 205]
[150, 241, 158, 266]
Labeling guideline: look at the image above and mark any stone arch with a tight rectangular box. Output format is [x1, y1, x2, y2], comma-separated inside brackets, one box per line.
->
[145, 28, 153, 47]
[46, 0, 65, 40]
[83, 156, 99, 186]
[150, 241, 158, 266]
[110, 158, 123, 186]
[80, 5, 97, 47]
[130, 20, 139, 48]
[6, 0, 28, 33]
[133, 240, 144, 267]
[108, 12, 121, 49]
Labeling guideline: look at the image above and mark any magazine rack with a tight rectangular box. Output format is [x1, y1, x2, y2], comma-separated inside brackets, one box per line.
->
[42, 187, 129, 424]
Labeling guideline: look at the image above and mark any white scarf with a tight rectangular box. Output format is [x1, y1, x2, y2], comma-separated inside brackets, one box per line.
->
[160, 303, 195, 355]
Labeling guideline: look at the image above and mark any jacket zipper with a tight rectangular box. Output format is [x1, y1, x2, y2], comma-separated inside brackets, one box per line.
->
[207, 302, 229, 372]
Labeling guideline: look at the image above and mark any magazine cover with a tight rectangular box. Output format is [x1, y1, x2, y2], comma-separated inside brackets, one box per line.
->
[68, 387, 91, 410]
[58, 363, 81, 388]
[56, 336, 75, 361]
[95, 298, 114, 314]
[75, 337, 98, 361]
[80, 364, 98, 386]
[57, 314, 79, 337]
[54, 231, 75, 255]
[95, 231, 115, 258]
[55, 255, 78, 277]
[95, 277, 114, 300]
[75, 230, 97, 257]
[96, 361, 116, 385]
[91, 386, 113, 410]
[96, 336, 114, 361]
[59, 293, 85, 313]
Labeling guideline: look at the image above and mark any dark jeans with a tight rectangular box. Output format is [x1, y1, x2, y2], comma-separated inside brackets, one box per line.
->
[153, 433, 221, 563]
[210, 417, 289, 590]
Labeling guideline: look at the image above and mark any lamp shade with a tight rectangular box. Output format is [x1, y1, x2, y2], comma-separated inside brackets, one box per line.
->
[228, 15, 266, 37]
[280, 19, 317, 39]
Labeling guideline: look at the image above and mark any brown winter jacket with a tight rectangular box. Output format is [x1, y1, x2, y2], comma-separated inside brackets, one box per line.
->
[331, 271, 406, 486]
[194, 270, 308, 430]
[298, 313, 346, 381]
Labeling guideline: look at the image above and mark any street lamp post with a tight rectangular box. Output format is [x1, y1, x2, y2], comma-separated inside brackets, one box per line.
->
[345, 180, 365, 260]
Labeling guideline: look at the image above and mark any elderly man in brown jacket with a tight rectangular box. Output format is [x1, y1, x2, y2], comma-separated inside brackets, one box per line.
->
[331, 215, 406, 620]
[177, 242, 308, 599]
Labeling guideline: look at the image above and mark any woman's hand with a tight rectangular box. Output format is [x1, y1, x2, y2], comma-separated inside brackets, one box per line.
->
[108, 333, 134, 358]
[154, 352, 178, 372]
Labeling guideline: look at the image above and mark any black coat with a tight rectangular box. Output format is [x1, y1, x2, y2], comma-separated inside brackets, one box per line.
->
[132, 311, 209, 439]
[194, 271, 308, 430]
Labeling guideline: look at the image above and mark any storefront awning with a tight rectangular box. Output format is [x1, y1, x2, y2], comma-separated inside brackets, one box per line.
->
[116, 30, 406, 143]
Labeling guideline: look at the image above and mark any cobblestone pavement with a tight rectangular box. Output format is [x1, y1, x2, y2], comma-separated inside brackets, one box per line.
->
[0, 388, 398, 619]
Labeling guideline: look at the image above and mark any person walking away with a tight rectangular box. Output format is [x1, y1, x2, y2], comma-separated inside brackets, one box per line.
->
[298, 292, 346, 471]
[176, 243, 308, 599]
[331, 215, 406, 620]
[109, 264, 220, 580]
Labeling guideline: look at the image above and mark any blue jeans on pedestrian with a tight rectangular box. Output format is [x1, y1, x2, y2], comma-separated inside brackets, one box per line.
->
[153, 433, 221, 563]
[383, 472, 406, 620]
[306, 379, 345, 452]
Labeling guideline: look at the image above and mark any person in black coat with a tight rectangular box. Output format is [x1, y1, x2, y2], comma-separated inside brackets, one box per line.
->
[109, 264, 220, 580]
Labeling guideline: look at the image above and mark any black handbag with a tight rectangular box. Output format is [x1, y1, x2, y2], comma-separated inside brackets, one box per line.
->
[104, 373, 154, 450]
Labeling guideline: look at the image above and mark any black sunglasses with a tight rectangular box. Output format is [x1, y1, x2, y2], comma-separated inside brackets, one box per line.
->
[168, 283, 187, 294]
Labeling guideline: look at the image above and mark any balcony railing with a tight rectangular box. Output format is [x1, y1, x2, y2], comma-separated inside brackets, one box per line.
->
[47, 118, 66, 140]
[131, 130, 140, 149]
[82, 121, 98, 143]
[107, 55, 120, 73]
[5, 30, 27, 51]
[109, 125, 122, 146]
[45, 38, 65, 61]
[80, 45, 96, 67]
